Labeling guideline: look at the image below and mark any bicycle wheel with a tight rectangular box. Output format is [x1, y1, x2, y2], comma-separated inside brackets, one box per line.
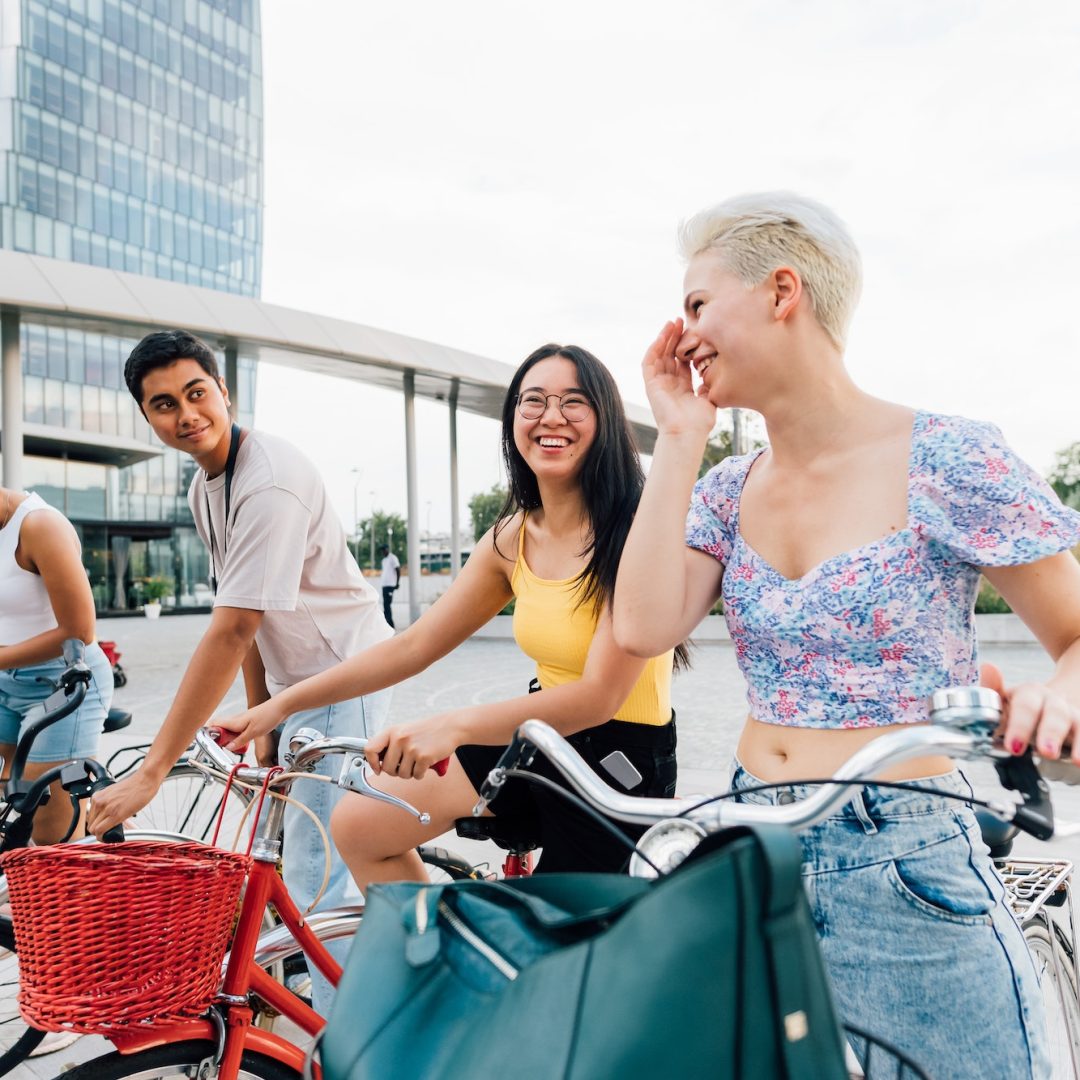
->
[62, 1039, 299, 1079]
[255, 847, 474, 1012]
[1024, 919, 1080, 1078]
[0, 916, 46, 1076]
[130, 762, 255, 846]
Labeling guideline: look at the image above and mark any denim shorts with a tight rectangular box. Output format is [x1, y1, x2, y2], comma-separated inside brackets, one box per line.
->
[731, 759, 1050, 1080]
[0, 643, 112, 762]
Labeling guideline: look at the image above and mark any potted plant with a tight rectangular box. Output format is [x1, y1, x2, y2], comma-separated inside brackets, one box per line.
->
[141, 576, 173, 619]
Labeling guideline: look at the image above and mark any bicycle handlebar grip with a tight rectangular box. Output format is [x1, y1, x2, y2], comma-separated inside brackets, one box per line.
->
[432, 758, 450, 777]
[62, 638, 86, 666]
[88, 775, 125, 844]
[206, 726, 249, 756]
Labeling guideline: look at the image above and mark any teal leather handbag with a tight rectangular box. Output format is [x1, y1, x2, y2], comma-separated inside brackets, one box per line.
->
[319, 824, 848, 1079]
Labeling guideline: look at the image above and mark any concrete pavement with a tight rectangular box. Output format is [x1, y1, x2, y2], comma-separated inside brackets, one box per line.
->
[23, 613, 1079, 1075]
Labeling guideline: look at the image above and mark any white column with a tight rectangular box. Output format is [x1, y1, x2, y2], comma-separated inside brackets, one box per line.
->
[403, 370, 421, 624]
[1, 309, 24, 491]
[449, 378, 461, 579]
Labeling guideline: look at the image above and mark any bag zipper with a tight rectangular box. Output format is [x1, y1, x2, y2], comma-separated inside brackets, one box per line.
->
[436, 899, 519, 981]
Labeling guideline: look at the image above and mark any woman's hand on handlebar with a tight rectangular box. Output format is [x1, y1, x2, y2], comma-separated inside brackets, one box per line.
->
[365, 715, 461, 780]
[86, 770, 158, 840]
[982, 662, 1080, 763]
[214, 698, 289, 753]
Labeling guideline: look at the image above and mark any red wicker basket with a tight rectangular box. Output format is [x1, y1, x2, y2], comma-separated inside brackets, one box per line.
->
[0, 841, 251, 1033]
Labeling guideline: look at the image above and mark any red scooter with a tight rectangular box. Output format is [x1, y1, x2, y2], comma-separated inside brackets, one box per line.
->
[98, 640, 127, 688]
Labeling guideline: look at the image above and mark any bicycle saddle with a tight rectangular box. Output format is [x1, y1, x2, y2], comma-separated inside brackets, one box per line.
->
[975, 808, 1019, 859]
[454, 816, 540, 854]
[103, 708, 132, 734]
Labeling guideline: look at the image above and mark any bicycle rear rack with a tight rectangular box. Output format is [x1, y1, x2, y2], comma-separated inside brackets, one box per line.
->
[997, 858, 1073, 922]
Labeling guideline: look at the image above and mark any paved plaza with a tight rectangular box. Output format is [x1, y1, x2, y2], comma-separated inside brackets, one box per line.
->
[25, 613, 1080, 1075]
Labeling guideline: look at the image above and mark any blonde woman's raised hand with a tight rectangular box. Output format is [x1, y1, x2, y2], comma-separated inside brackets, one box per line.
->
[642, 320, 716, 439]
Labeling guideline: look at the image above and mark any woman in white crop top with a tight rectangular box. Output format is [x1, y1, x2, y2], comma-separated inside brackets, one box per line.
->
[0, 487, 113, 842]
[614, 194, 1080, 1077]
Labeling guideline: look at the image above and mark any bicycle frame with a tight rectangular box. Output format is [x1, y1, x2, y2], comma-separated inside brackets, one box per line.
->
[84, 727, 436, 1080]
[106, 857, 341, 1078]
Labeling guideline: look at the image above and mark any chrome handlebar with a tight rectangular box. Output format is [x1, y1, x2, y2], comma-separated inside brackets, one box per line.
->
[475, 687, 1063, 877]
[190, 727, 433, 826]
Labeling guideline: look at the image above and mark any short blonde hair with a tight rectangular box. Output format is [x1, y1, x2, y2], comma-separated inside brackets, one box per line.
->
[678, 192, 862, 349]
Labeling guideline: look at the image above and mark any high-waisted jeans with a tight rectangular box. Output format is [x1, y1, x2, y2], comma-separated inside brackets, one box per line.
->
[731, 760, 1050, 1080]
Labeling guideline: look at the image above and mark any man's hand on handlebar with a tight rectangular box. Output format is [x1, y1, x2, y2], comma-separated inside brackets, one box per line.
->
[982, 663, 1080, 764]
[86, 770, 158, 840]
[213, 698, 289, 753]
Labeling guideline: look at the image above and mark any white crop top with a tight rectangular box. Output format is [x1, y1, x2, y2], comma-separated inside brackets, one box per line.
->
[0, 493, 63, 645]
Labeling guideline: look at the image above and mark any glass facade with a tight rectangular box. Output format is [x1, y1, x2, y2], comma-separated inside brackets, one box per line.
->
[0, 0, 263, 295]
[0, 0, 263, 613]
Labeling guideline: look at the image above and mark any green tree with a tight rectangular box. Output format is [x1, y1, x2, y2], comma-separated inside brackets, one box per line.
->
[469, 483, 508, 541]
[1049, 441, 1080, 510]
[698, 429, 736, 479]
[352, 511, 407, 570]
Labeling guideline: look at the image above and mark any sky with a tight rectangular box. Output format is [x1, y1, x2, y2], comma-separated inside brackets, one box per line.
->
[254, 1, 1080, 537]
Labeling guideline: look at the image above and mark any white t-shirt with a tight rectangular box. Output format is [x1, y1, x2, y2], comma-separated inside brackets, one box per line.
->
[189, 430, 392, 696]
[380, 552, 400, 589]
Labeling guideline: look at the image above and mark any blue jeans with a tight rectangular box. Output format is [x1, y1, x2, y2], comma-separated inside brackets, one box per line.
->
[731, 760, 1050, 1080]
[277, 687, 392, 1015]
[0, 643, 112, 761]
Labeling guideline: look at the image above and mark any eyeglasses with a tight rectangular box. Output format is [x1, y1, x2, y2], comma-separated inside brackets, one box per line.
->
[516, 392, 593, 423]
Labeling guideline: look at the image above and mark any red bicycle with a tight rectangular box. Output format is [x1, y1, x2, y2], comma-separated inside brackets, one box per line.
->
[6, 728, 454, 1080]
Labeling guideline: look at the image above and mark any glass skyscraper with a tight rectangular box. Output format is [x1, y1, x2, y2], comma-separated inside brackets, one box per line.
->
[0, 0, 263, 613]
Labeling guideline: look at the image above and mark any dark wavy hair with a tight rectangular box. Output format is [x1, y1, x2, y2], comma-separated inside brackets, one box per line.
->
[493, 344, 688, 668]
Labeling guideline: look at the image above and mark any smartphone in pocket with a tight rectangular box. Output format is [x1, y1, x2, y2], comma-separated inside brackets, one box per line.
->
[599, 750, 644, 789]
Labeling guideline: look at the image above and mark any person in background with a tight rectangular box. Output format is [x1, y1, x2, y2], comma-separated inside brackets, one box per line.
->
[216, 344, 682, 890]
[85, 330, 393, 1010]
[613, 192, 1080, 1077]
[0, 486, 113, 843]
[379, 543, 400, 628]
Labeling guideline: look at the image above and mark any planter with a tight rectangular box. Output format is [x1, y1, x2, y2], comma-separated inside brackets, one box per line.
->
[143, 601, 162, 620]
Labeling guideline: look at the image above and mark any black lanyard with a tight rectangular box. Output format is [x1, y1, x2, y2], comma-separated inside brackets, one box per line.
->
[206, 423, 242, 594]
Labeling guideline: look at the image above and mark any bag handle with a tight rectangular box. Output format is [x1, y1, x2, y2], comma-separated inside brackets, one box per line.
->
[732, 825, 844, 1079]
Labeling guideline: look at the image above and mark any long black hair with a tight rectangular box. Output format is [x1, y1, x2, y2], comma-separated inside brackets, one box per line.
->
[493, 344, 689, 667]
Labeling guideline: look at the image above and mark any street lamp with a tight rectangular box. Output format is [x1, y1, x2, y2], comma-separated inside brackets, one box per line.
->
[369, 490, 376, 573]
[350, 467, 363, 557]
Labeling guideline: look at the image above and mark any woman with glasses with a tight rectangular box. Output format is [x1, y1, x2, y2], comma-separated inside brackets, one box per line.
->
[217, 344, 682, 884]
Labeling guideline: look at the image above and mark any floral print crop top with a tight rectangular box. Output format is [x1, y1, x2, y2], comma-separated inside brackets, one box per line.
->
[686, 412, 1080, 729]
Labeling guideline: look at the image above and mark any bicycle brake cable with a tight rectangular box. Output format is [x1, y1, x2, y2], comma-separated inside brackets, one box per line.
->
[675, 777, 1017, 821]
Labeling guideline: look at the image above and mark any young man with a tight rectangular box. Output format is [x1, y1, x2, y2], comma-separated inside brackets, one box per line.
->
[378, 543, 400, 628]
[87, 330, 392, 1007]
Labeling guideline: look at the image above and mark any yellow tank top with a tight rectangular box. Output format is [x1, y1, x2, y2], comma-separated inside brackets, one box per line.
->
[510, 522, 673, 726]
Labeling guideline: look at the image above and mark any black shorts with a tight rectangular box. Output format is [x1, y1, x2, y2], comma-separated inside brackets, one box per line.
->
[457, 709, 677, 875]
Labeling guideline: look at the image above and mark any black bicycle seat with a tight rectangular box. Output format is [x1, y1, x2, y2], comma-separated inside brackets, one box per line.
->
[103, 708, 132, 734]
[454, 817, 540, 854]
[975, 808, 1019, 859]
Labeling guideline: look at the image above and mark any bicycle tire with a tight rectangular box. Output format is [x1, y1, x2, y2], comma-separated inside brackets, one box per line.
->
[1024, 918, 1080, 1078]
[130, 761, 255, 846]
[0, 915, 46, 1076]
[257, 847, 475, 1009]
[61, 1039, 300, 1079]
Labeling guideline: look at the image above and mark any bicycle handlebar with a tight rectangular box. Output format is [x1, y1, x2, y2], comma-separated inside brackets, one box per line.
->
[475, 686, 1066, 875]
[7, 638, 92, 784]
[193, 727, 447, 826]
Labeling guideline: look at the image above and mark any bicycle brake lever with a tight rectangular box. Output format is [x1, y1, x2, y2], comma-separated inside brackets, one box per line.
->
[471, 731, 538, 816]
[338, 755, 432, 826]
[994, 751, 1054, 841]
